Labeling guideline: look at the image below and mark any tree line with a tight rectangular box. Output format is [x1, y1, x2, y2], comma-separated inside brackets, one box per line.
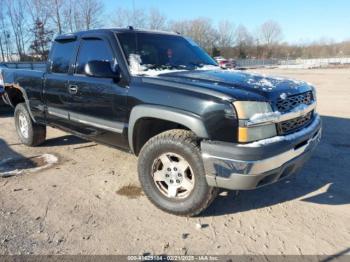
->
[0, 0, 103, 61]
[0, 0, 349, 62]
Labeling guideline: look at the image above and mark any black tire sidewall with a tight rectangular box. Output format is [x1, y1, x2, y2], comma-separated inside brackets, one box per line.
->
[138, 132, 214, 216]
[14, 103, 34, 146]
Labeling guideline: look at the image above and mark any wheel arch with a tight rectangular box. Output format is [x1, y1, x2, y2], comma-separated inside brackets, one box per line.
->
[4, 85, 36, 122]
[128, 105, 209, 155]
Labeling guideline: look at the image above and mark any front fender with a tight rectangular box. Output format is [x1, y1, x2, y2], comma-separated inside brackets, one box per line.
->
[128, 105, 209, 153]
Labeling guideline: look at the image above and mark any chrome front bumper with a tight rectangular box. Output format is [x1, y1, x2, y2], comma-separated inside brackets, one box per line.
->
[201, 115, 322, 190]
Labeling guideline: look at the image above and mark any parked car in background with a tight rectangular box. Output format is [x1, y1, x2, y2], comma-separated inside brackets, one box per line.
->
[1, 28, 321, 216]
[228, 58, 237, 68]
[214, 56, 236, 69]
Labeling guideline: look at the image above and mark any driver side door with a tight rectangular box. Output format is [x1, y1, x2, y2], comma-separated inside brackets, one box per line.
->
[67, 36, 129, 148]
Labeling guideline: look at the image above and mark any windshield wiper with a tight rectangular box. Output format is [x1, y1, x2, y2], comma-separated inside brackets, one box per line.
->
[188, 62, 204, 68]
[142, 63, 217, 71]
[145, 64, 187, 70]
[188, 62, 218, 69]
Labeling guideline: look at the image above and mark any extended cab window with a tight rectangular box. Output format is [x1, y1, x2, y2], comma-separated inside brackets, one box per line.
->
[76, 39, 114, 75]
[51, 40, 76, 74]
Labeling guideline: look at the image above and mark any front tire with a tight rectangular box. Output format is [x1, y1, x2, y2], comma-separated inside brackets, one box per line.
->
[138, 129, 218, 216]
[14, 103, 46, 146]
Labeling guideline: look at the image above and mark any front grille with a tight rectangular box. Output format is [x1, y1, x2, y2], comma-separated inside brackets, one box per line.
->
[275, 91, 315, 135]
[276, 91, 313, 113]
[277, 111, 313, 135]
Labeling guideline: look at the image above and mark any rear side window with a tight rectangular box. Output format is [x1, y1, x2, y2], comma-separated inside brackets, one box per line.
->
[76, 39, 114, 75]
[51, 40, 76, 74]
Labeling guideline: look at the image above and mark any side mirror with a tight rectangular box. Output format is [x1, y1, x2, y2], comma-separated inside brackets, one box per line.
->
[84, 60, 120, 80]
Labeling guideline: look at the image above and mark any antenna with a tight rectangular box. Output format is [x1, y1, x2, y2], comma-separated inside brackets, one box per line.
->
[132, 0, 136, 26]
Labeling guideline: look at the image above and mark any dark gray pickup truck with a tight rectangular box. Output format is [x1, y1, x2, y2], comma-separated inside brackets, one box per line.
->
[1, 28, 321, 216]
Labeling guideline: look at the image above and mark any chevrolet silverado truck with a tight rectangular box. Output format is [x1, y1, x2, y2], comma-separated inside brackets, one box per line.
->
[1, 28, 321, 216]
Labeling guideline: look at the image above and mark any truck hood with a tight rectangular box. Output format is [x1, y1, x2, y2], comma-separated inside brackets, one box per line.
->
[151, 69, 313, 102]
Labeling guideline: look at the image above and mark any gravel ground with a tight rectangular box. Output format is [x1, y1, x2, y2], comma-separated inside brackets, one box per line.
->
[0, 69, 349, 256]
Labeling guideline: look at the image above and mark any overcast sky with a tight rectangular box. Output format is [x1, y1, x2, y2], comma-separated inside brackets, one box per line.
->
[103, 0, 349, 44]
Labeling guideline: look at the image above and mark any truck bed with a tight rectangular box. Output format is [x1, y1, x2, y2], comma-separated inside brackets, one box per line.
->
[1, 68, 45, 112]
[0, 62, 46, 72]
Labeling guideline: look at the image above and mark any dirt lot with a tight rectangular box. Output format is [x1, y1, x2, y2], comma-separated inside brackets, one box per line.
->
[0, 69, 349, 256]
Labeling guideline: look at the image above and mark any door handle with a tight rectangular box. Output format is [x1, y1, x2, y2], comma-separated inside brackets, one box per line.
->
[68, 84, 78, 95]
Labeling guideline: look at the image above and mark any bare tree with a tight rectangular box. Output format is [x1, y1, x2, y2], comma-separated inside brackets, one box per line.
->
[0, 0, 7, 61]
[148, 8, 167, 30]
[72, 7, 84, 31]
[217, 20, 235, 49]
[235, 25, 253, 58]
[171, 18, 217, 52]
[258, 20, 283, 58]
[0, 36, 4, 61]
[26, 0, 50, 26]
[62, 0, 74, 32]
[49, 0, 65, 34]
[60, 0, 103, 32]
[113, 8, 147, 28]
[25, 0, 53, 60]
[169, 20, 188, 34]
[6, 0, 29, 59]
[189, 18, 217, 52]
[0, 22, 12, 61]
[259, 20, 282, 46]
[29, 19, 53, 60]
[79, 0, 104, 30]
[112, 9, 130, 28]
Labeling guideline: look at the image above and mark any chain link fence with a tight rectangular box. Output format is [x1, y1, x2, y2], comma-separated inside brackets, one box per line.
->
[236, 57, 350, 69]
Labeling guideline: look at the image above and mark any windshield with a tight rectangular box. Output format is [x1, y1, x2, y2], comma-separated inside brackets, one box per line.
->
[117, 32, 218, 75]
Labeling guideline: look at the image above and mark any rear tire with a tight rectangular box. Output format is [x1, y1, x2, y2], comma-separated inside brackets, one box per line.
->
[138, 129, 218, 216]
[14, 103, 46, 146]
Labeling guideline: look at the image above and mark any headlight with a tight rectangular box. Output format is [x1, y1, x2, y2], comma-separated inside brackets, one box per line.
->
[233, 101, 277, 142]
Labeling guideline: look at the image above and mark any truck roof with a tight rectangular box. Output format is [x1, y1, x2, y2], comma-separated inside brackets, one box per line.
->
[54, 28, 178, 42]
